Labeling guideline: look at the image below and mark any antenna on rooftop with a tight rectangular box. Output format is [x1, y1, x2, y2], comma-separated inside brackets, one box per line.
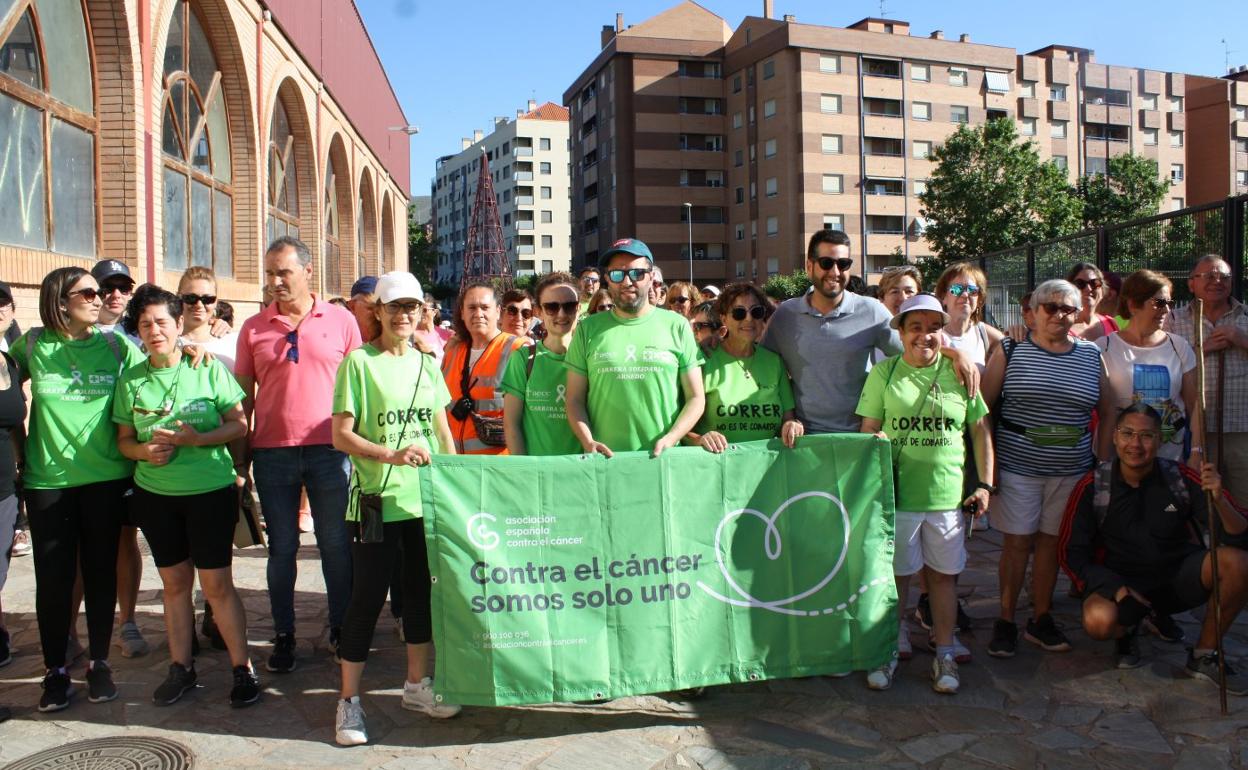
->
[1223, 39, 1237, 75]
[879, 0, 889, 17]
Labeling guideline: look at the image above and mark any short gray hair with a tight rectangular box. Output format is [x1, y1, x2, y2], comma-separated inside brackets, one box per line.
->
[1191, 253, 1229, 276]
[266, 235, 312, 266]
[1032, 279, 1080, 308]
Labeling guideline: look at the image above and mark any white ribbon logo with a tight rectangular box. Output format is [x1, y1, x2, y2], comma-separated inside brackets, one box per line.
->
[555, 384, 566, 404]
[624, 345, 638, 363]
[69, 369, 84, 387]
[466, 512, 500, 551]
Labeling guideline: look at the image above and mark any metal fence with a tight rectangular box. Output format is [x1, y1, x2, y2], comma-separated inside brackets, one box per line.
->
[976, 195, 1248, 330]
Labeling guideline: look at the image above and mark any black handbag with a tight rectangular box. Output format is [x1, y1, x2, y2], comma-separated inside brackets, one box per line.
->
[354, 356, 425, 543]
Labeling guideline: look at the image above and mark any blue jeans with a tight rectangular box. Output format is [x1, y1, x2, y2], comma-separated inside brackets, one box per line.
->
[252, 445, 353, 634]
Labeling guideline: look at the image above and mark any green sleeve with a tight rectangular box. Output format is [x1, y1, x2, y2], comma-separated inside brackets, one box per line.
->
[674, 316, 702, 371]
[111, 372, 136, 426]
[855, 360, 889, 422]
[332, 352, 362, 417]
[430, 356, 453, 410]
[565, 324, 588, 376]
[498, 346, 528, 401]
[210, 360, 245, 412]
[966, 390, 989, 424]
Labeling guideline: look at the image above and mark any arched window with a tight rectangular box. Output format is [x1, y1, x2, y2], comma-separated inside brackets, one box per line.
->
[356, 192, 366, 277]
[324, 153, 342, 295]
[0, 0, 96, 256]
[161, 0, 232, 275]
[266, 97, 298, 243]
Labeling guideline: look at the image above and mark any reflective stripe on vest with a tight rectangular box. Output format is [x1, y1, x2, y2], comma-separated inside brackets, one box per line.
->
[441, 333, 527, 455]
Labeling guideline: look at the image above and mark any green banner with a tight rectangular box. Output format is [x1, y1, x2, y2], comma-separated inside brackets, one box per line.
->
[419, 434, 898, 706]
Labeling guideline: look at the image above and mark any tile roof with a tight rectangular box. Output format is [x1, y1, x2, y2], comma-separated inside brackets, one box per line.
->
[522, 102, 570, 121]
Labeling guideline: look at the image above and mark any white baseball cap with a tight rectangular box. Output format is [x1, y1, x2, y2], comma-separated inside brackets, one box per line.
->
[891, 292, 950, 329]
[701, 284, 721, 297]
[374, 271, 424, 303]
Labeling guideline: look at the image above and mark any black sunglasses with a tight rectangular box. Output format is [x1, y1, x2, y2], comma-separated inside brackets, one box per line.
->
[100, 282, 134, 296]
[1040, 302, 1078, 317]
[692, 321, 722, 332]
[730, 305, 767, 321]
[285, 330, 299, 363]
[1150, 298, 1176, 310]
[814, 256, 854, 272]
[181, 293, 217, 306]
[1072, 278, 1103, 292]
[67, 288, 101, 302]
[670, 296, 692, 305]
[606, 268, 652, 283]
[504, 305, 533, 319]
[541, 300, 580, 316]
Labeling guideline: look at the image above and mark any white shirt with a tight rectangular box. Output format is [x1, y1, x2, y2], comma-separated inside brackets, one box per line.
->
[1096, 331, 1197, 460]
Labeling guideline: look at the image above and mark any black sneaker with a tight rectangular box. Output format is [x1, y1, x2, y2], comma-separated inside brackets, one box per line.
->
[38, 670, 73, 712]
[203, 603, 227, 651]
[266, 633, 297, 673]
[0, 627, 11, 667]
[86, 661, 118, 703]
[152, 663, 198, 706]
[956, 601, 974, 633]
[1186, 649, 1248, 696]
[1024, 613, 1073, 652]
[988, 619, 1018, 658]
[1144, 611, 1185, 643]
[229, 665, 261, 708]
[913, 593, 932, 631]
[1115, 629, 1143, 669]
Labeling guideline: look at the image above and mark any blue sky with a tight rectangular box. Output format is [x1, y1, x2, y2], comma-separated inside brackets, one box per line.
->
[356, 0, 1248, 197]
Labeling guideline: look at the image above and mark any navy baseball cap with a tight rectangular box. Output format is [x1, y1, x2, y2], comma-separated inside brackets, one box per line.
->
[91, 259, 133, 284]
[349, 276, 379, 297]
[598, 238, 654, 269]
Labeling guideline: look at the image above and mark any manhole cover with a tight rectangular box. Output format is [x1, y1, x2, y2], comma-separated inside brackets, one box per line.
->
[3, 736, 193, 770]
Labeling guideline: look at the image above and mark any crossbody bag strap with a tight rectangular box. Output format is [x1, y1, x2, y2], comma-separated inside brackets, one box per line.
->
[376, 355, 426, 495]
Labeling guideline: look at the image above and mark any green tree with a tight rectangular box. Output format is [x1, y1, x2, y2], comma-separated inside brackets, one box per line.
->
[763, 269, 811, 300]
[918, 118, 1083, 263]
[407, 204, 440, 283]
[1077, 153, 1170, 228]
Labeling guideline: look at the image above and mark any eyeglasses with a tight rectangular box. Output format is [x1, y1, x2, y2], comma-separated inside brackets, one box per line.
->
[1115, 427, 1160, 443]
[1150, 298, 1176, 310]
[67, 288, 101, 302]
[1191, 270, 1231, 282]
[504, 305, 533, 319]
[670, 296, 692, 305]
[285, 330, 299, 364]
[541, 300, 580, 316]
[582, 276, 600, 284]
[692, 321, 721, 332]
[730, 305, 767, 321]
[384, 301, 422, 315]
[606, 268, 652, 283]
[1040, 302, 1078, 317]
[101, 283, 134, 296]
[1073, 278, 1103, 292]
[597, 303, 614, 312]
[180, 293, 217, 306]
[948, 283, 981, 297]
[814, 256, 854, 272]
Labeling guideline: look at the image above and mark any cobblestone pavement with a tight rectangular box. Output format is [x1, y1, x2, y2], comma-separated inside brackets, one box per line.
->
[2, 529, 1247, 769]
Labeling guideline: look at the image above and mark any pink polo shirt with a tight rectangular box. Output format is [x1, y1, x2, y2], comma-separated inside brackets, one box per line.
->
[236, 295, 362, 448]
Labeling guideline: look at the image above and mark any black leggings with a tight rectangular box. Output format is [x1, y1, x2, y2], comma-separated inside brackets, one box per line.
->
[338, 518, 433, 663]
[26, 478, 129, 669]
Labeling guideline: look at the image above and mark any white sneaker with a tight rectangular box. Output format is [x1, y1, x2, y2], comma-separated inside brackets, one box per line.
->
[335, 697, 368, 746]
[932, 654, 960, 694]
[401, 678, 461, 718]
[866, 658, 898, 691]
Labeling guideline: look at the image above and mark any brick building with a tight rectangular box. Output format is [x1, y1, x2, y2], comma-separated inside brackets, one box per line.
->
[0, 0, 410, 331]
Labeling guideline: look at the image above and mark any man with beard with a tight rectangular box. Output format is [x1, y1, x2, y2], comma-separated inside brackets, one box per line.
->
[565, 239, 704, 457]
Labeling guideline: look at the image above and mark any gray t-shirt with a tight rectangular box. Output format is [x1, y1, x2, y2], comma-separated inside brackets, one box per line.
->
[761, 290, 901, 434]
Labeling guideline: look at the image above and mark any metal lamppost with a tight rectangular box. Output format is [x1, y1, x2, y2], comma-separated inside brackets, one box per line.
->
[683, 202, 693, 284]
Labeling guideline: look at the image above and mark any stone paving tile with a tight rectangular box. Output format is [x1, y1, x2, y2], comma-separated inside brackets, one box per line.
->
[3, 529, 1248, 768]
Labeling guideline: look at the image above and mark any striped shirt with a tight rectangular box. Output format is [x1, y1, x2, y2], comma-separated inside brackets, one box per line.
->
[1166, 300, 1248, 434]
[997, 337, 1102, 476]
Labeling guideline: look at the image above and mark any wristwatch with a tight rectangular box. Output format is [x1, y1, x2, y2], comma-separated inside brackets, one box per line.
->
[975, 481, 997, 495]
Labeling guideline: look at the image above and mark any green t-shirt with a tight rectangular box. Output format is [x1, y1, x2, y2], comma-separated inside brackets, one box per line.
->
[11, 328, 145, 488]
[696, 345, 794, 443]
[565, 307, 702, 453]
[112, 356, 244, 496]
[498, 342, 581, 456]
[333, 344, 451, 522]
[855, 355, 989, 513]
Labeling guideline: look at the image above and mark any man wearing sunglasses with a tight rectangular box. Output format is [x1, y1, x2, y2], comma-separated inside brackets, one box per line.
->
[236, 236, 363, 674]
[566, 238, 705, 458]
[577, 267, 601, 317]
[1167, 254, 1248, 504]
[91, 260, 141, 348]
[762, 230, 978, 436]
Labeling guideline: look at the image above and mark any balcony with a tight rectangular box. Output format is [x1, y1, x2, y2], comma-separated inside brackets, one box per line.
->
[865, 215, 906, 235]
[864, 191, 907, 217]
[863, 178, 905, 196]
[515, 220, 534, 231]
[514, 195, 534, 206]
[516, 244, 535, 255]
[863, 97, 902, 118]
[864, 154, 905, 178]
[1086, 123, 1129, 143]
[864, 137, 903, 157]
[513, 146, 533, 157]
[513, 171, 533, 181]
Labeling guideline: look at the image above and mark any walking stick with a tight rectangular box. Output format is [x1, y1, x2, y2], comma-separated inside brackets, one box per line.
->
[1217, 350, 1226, 475]
[1194, 299, 1229, 715]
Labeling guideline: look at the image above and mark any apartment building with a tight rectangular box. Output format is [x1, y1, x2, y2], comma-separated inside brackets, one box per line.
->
[1186, 69, 1248, 205]
[432, 102, 571, 284]
[565, 1, 1242, 284]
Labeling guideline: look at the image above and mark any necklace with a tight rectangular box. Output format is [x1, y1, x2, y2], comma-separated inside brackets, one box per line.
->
[135, 357, 184, 416]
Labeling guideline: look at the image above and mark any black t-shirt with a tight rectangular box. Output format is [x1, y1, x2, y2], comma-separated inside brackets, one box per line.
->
[0, 352, 26, 497]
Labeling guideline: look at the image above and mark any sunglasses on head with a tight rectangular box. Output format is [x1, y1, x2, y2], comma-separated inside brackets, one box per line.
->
[814, 256, 853, 272]
[730, 305, 767, 321]
[285, 330, 299, 363]
[180, 293, 217, 306]
[1072, 278, 1103, 291]
[948, 283, 980, 297]
[67, 288, 101, 302]
[692, 321, 721, 332]
[541, 300, 580, 316]
[1040, 302, 1078, 317]
[606, 268, 652, 283]
[1150, 297, 1176, 310]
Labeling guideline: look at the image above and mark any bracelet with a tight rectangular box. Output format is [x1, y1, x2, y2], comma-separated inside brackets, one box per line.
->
[975, 481, 997, 495]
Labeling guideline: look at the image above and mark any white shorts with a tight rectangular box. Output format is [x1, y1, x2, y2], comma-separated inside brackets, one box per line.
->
[894, 510, 966, 577]
[990, 469, 1083, 537]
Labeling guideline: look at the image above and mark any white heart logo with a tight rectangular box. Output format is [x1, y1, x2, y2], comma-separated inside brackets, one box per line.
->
[697, 491, 850, 616]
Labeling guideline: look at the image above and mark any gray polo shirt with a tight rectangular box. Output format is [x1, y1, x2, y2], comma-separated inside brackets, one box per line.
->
[762, 290, 901, 434]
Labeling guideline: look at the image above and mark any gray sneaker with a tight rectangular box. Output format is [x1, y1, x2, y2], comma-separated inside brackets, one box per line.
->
[1186, 650, 1248, 696]
[932, 653, 960, 694]
[335, 697, 368, 746]
[119, 622, 149, 658]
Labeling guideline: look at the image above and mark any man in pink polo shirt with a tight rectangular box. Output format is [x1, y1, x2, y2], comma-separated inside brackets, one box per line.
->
[236, 236, 362, 673]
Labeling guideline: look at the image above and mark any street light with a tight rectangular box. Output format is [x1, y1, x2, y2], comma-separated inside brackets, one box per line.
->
[388, 125, 421, 135]
[683, 202, 693, 285]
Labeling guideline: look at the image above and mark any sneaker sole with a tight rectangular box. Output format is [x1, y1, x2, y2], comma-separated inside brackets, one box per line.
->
[401, 701, 460, 718]
[1185, 667, 1248, 696]
[38, 699, 71, 713]
[866, 678, 892, 691]
[1023, 632, 1072, 652]
[265, 660, 297, 673]
[152, 684, 197, 706]
[230, 692, 260, 708]
[88, 691, 119, 704]
[986, 646, 1017, 658]
[932, 680, 960, 694]
[1116, 658, 1144, 670]
[0, 652, 12, 668]
[335, 731, 368, 747]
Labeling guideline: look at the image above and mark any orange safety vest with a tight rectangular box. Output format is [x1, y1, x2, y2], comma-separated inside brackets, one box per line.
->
[441, 333, 528, 454]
